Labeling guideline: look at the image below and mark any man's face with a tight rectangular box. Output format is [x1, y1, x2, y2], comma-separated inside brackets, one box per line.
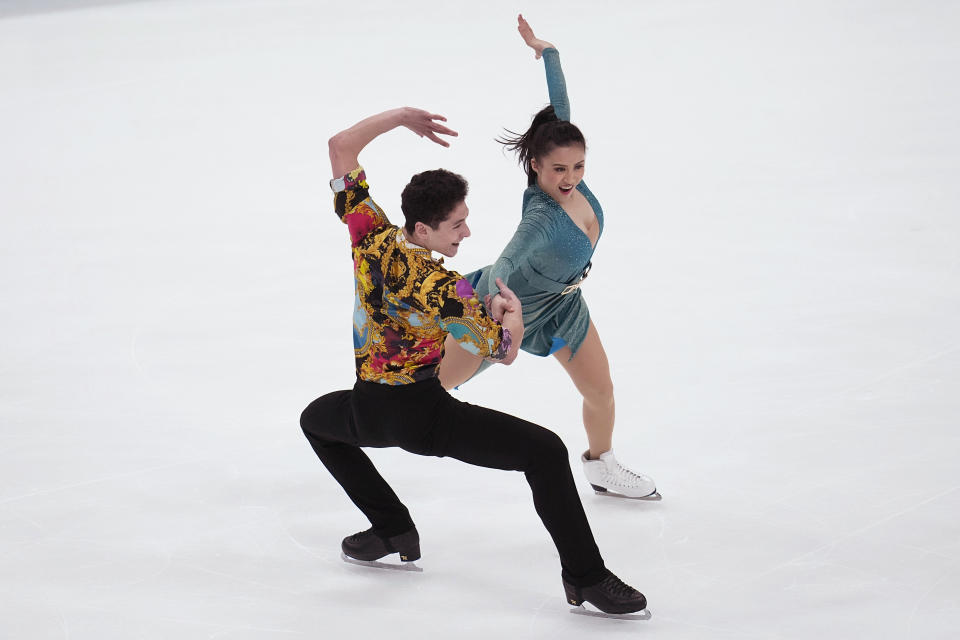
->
[419, 200, 471, 257]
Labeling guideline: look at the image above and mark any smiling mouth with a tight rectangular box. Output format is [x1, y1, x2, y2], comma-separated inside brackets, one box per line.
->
[559, 185, 573, 194]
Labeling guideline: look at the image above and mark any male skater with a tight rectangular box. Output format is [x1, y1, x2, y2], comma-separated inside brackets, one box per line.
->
[300, 106, 647, 614]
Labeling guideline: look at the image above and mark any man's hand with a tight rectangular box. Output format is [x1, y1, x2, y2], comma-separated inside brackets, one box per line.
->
[517, 14, 554, 60]
[400, 107, 459, 147]
[485, 278, 520, 322]
[329, 107, 458, 178]
[493, 278, 524, 365]
[485, 294, 506, 322]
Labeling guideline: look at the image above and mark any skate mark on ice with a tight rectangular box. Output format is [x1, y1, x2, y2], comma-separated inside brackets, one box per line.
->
[187, 563, 301, 596]
[788, 339, 960, 418]
[570, 605, 652, 620]
[905, 558, 959, 635]
[737, 485, 959, 590]
[276, 520, 331, 563]
[0, 458, 204, 505]
[56, 608, 70, 640]
[341, 552, 423, 572]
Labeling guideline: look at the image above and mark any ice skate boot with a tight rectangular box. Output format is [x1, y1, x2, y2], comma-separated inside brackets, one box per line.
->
[582, 450, 660, 500]
[563, 571, 648, 615]
[341, 526, 420, 563]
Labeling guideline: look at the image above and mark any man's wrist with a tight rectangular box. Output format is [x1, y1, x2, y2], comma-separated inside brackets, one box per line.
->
[501, 313, 522, 336]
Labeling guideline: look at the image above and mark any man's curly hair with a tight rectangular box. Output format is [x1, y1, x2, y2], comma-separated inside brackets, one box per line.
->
[400, 169, 468, 233]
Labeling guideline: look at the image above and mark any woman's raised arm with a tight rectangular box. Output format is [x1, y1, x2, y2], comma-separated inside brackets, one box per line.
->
[517, 14, 570, 121]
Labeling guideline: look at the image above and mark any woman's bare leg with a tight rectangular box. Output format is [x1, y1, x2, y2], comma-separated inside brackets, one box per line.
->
[554, 320, 658, 498]
[437, 334, 484, 390]
[552, 320, 614, 459]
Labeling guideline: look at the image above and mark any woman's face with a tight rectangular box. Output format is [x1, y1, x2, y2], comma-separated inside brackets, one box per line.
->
[531, 144, 586, 203]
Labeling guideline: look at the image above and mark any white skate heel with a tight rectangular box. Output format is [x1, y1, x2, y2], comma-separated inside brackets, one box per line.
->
[581, 450, 660, 500]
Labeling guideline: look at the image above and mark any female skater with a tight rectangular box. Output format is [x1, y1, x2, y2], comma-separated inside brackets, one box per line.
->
[439, 15, 659, 499]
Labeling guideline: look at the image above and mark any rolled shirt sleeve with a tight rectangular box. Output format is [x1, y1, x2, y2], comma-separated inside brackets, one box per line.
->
[331, 166, 390, 248]
[431, 272, 511, 360]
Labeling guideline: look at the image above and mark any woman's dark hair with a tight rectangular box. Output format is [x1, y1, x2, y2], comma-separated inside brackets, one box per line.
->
[400, 168, 469, 233]
[498, 105, 587, 186]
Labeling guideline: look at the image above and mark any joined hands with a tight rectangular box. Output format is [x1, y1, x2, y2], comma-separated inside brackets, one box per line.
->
[485, 278, 521, 323]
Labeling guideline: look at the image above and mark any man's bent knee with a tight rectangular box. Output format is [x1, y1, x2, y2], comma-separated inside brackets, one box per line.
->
[300, 402, 321, 439]
[300, 395, 337, 441]
[534, 428, 569, 465]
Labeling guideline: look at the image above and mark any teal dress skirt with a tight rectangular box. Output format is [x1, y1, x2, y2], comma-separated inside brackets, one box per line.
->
[464, 47, 603, 377]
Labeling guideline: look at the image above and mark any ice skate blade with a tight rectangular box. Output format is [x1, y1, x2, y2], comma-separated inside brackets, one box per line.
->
[340, 552, 423, 572]
[570, 605, 652, 620]
[591, 486, 662, 501]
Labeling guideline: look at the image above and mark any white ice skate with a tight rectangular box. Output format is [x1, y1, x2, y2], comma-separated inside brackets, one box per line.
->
[581, 450, 660, 500]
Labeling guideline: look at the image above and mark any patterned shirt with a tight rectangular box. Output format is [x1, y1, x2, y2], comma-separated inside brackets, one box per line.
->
[332, 166, 510, 385]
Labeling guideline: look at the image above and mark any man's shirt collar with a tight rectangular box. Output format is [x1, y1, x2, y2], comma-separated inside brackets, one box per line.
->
[397, 230, 443, 264]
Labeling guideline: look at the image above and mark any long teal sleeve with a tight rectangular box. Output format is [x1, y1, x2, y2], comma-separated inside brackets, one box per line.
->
[542, 48, 570, 120]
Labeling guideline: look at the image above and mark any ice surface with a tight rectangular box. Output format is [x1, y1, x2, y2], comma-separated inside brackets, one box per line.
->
[2, 1, 958, 638]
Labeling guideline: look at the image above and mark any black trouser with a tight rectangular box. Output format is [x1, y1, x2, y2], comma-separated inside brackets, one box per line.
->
[300, 377, 607, 586]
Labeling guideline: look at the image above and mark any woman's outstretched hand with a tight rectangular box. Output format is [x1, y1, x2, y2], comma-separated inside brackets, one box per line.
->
[517, 14, 554, 59]
[400, 107, 459, 147]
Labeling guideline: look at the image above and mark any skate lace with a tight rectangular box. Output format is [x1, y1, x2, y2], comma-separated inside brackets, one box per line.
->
[605, 461, 649, 486]
[347, 528, 374, 542]
[600, 574, 637, 598]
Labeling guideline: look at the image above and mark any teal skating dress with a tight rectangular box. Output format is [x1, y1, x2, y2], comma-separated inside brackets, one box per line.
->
[467, 47, 602, 364]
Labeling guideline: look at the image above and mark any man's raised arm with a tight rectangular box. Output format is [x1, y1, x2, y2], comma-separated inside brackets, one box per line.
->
[329, 107, 458, 178]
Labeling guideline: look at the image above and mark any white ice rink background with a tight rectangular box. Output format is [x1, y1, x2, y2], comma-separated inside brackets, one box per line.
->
[1, 1, 958, 638]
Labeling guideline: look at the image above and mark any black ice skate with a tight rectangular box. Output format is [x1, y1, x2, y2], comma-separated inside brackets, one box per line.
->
[563, 571, 649, 617]
[341, 527, 421, 570]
